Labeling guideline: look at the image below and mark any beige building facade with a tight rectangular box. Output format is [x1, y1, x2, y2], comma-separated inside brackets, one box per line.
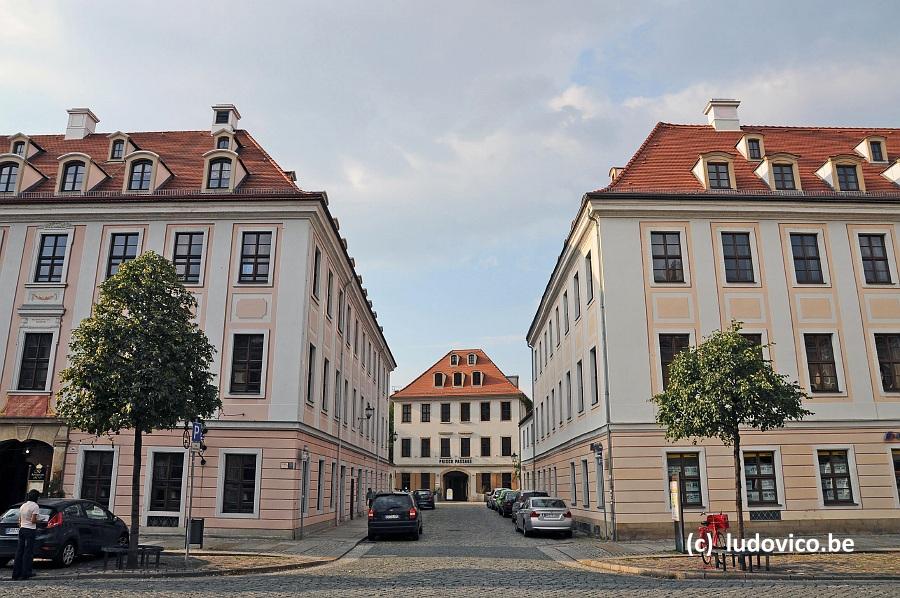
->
[522, 99, 900, 539]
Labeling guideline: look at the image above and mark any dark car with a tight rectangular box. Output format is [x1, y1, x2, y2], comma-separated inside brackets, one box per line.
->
[0, 499, 129, 568]
[412, 489, 435, 509]
[367, 492, 423, 541]
[510, 490, 549, 519]
[498, 491, 521, 517]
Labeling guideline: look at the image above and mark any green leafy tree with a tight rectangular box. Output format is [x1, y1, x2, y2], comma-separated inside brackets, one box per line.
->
[56, 252, 220, 566]
[650, 321, 811, 539]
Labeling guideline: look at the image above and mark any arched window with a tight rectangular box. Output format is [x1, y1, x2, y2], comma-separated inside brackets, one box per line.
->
[207, 158, 232, 189]
[110, 139, 125, 160]
[216, 136, 230, 150]
[128, 160, 153, 191]
[60, 161, 85, 192]
[0, 162, 18, 193]
[12, 141, 25, 156]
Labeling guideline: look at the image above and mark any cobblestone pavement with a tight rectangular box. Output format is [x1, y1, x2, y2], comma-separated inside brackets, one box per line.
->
[1, 503, 895, 596]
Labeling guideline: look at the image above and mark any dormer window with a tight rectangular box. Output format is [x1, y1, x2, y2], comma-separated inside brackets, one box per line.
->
[0, 163, 18, 193]
[215, 110, 230, 124]
[12, 141, 25, 156]
[467, 353, 476, 365]
[707, 162, 731, 189]
[217, 136, 230, 150]
[472, 371, 483, 386]
[60, 161, 85, 192]
[871, 140, 885, 162]
[772, 163, 796, 190]
[452, 372, 463, 387]
[694, 152, 736, 190]
[207, 158, 232, 189]
[450, 354, 459, 366]
[128, 160, 153, 191]
[434, 372, 445, 387]
[110, 139, 125, 160]
[837, 164, 860, 191]
[747, 138, 761, 160]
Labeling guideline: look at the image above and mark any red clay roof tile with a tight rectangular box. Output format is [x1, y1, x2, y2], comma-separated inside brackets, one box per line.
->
[391, 349, 523, 399]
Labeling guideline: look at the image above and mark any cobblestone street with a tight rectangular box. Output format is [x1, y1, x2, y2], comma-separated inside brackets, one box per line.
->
[2, 503, 896, 596]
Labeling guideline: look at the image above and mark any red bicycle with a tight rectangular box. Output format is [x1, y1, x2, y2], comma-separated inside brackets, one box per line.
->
[696, 512, 728, 565]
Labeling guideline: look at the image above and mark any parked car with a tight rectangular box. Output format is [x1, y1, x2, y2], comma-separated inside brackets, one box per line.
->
[493, 489, 513, 511]
[484, 490, 494, 508]
[0, 499, 129, 568]
[367, 492, 423, 541]
[510, 490, 550, 519]
[514, 497, 573, 538]
[498, 490, 521, 517]
[413, 489, 435, 509]
[487, 488, 507, 511]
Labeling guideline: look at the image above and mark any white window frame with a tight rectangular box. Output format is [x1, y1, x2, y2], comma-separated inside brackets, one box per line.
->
[143, 447, 189, 527]
[12, 327, 60, 394]
[655, 329, 696, 393]
[467, 353, 476, 365]
[784, 226, 831, 287]
[233, 225, 278, 287]
[852, 226, 899, 289]
[167, 226, 210, 288]
[100, 227, 145, 281]
[28, 228, 75, 286]
[645, 226, 692, 288]
[569, 462, 577, 506]
[715, 226, 762, 287]
[581, 459, 590, 507]
[739, 327, 771, 361]
[811, 445, 862, 510]
[216, 447, 263, 518]
[472, 371, 483, 386]
[739, 446, 785, 511]
[223, 329, 270, 399]
[798, 329, 847, 397]
[73, 444, 119, 509]
[662, 447, 709, 512]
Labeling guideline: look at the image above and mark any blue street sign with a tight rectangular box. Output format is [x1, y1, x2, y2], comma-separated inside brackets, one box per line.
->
[191, 421, 204, 443]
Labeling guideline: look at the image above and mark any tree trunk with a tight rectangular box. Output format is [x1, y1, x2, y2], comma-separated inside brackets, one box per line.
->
[733, 434, 745, 540]
[128, 428, 142, 568]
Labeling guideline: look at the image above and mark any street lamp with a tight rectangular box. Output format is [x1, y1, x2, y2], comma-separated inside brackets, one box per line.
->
[358, 404, 374, 512]
[299, 445, 310, 539]
[512, 452, 519, 489]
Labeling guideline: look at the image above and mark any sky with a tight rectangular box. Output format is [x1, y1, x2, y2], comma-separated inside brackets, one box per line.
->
[3, 1, 900, 395]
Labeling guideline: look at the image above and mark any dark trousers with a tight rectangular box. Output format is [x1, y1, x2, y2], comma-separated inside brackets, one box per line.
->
[12, 527, 35, 579]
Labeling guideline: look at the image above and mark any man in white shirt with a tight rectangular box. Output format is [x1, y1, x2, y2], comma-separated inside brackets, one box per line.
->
[12, 490, 40, 581]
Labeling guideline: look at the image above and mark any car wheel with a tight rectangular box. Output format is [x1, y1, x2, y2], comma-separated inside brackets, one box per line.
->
[367, 533, 377, 541]
[565, 530, 574, 539]
[54, 540, 77, 567]
[513, 518, 518, 532]
[523, 526, 531, 538]
[411, 532, 420, 541]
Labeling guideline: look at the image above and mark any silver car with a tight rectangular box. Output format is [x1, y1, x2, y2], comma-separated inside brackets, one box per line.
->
[514, 497, 573, 538]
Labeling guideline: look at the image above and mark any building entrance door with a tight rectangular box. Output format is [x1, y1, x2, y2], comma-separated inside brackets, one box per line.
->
[0, 439, 53, 511]
[442, 471, 468, 502]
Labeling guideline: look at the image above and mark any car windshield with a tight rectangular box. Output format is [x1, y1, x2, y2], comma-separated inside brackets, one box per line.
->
[415, 491, 431, 497]
[525, 492, 549, 498]
[1, 506, 54, 524]
[531, 498, 567, 509]
[505, 493, 519, 501]
[373, 496, 411, 510]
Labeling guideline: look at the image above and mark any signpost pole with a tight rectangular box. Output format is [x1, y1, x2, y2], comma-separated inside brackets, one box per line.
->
[670, 473, 685, 553]
[185, 447, 195, 565]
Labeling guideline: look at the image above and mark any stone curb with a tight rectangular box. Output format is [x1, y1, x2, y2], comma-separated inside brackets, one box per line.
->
[2, 535, 368, 582]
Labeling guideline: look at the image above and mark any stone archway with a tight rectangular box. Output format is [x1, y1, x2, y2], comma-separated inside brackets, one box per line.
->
[442, 470, 469, 502]
[0, 439, 54, 511]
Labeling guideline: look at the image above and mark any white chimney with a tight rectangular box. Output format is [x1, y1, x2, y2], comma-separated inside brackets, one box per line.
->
[212, 104, 241, 133]
[65, 108, 100, 140]
[703, 98, 741, 132]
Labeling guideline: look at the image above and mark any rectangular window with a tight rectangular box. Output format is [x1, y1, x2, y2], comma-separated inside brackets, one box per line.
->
[570, 462, 577, 506]
[573, 273, 581, 319]
[472, 371, 482, 386]
[550, 390, 555, 430]
[804, 333, 839, 392]
[306, 344, 317, 404]
[585, 251, 594, 303]
[563, 291, 570, 332]
[480, 472, 490, 493]
[149, 452, 184, 512]
[480, 402, 490, 421]
[871, 141, 885, 162]
[790, 233, 823, 284]
[401, 438, 411, 458]
[222, 454, 256, 513]
[460, 402, 470, 422]
[421, 472, 431, 490]
[460, 437, 470, 458]
[230, 334, 265, 394]
[80, 450, 113, 508]
[747, 138, 761, 160]
[501, 436, 512, 457]
[555, 308, 561, 345]
[772, 163, 796, 190]
[659, 334, 690, 390]
[548, 322, 553, 357]
[481, 437, 491, 457]
[421, 403, 431, 422]
[576, 360, 585, 413]
[420, 438, 431, 458]
[707, 162, 731, 189]
[315, 459, 325, 511]
[502, 472, 512, 488]
[401, 404, 411, 423]
[859, 234, 892, 284]
[106, 232, 140, 278]
[651, 231, 684, 283]
[721, 232, 754, 283]
[330, 462, 336, 508]
[334, 369, 341, 420]
[172, 232, 204, 284]
[744, 451, 778, 505]
[17, 332, 53, 391]
[238, 231, 271, 283]
[565, 371, 572, 420]
[667, 453, 702, 507]
[321, 358, 330, 412]
[595, 454, 605, 509]
[582, 459, 590, 507]
[312, 246, 322, 298]
[440, 437, 450, 458]
[337, 291, 345, 332]
[589, 347, 599, 405]
[836, 164, 859, 191]
[440, 402, 451, 422]
[500, 401, 511, 421]
[401, 472, 410, 490]
[818, 450, 854, 505]
[325, 270, 334, 318]
[893, 450, 900, 500]
[34, 234, 68, 283]
[875, 334, 900, 392]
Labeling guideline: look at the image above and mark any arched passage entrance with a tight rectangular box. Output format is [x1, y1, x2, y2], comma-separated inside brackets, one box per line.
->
[0, 439, 53, 511]
[442, 470, 469, 502]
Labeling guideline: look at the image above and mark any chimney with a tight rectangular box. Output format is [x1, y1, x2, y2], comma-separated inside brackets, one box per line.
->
[506, 375, 519, 388]
[211, 104, 241, 133]
[65, 108, 100, 140]
[703, 98, 741, 132]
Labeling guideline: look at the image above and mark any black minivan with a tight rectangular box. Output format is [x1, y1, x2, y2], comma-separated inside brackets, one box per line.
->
[367, 492, 423, 541]
[0, 499, 129, 568]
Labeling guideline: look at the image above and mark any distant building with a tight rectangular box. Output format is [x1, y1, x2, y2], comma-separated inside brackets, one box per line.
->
[391, 349, 525, 500]
[523, 99, 900, 538]
[0, 105, 395, 537]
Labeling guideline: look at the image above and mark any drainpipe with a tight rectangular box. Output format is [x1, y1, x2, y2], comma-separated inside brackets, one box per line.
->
[590, 211, 617, 541]
[334, 277, 353, 528]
